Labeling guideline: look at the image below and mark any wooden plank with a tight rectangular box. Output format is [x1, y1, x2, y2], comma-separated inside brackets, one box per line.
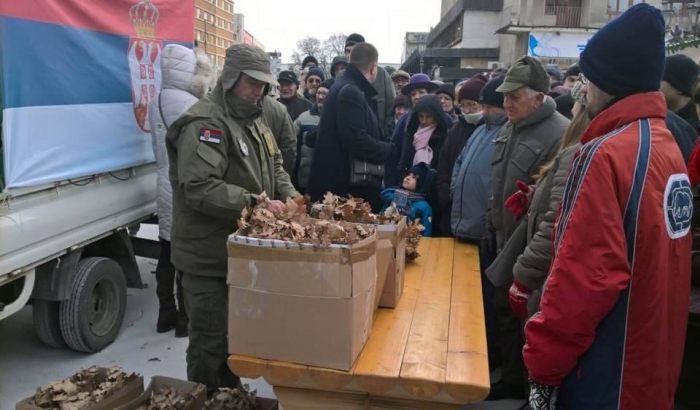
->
[444, 242, 491, 403]
[227, 355, 268, 379]
[399, 238, 454, 398]
[307, 365, 354, 390]
[273, 386, 463, 410]
[263, 360, 308, 386]
[354, 238, 434, 395]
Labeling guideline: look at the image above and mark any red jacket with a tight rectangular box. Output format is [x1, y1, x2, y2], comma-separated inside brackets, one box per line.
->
[523, 92, 692, 410]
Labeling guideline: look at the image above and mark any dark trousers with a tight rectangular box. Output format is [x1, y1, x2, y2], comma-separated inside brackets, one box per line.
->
[478, 242, 501, 369]
[155, 239, 185, 316]
[181, 273, 240, 393]
[494, 284, 527, 389]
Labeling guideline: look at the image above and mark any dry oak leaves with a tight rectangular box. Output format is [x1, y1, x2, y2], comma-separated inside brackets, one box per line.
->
[135, 384, 206, 410]
[203, 386, 258, 410]
[238, 192, 424, 260]
[32, 366, 138, 410]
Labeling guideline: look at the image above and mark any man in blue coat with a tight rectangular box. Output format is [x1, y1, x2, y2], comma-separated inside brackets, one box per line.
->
[307, 43, 394, 210]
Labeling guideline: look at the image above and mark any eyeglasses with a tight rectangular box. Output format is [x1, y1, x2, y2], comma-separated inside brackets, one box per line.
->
[307, 78, 321, 84]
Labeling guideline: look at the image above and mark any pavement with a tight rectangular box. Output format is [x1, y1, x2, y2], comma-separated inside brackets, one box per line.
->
[0, 224, 522, 410]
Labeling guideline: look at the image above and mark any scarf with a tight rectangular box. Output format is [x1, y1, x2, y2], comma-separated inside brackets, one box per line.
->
[413, 124, 436, 165]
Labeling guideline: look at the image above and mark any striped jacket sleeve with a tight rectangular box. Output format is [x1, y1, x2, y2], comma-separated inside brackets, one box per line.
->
[523, 140, 632, 386]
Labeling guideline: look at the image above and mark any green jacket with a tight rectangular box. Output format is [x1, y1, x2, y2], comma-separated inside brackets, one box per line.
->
[262, 96, 296, 176]
[166, 79, 298, 277]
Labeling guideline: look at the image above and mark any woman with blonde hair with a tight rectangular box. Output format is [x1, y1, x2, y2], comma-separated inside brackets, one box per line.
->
[502, 78, 591, 319]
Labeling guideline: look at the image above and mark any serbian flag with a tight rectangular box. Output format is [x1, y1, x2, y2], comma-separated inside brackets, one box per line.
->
[0, 0, 194, 188]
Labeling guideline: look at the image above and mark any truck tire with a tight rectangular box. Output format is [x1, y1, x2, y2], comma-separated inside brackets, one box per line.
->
[60, 257, 127, 353]
[33, 300, 68, 348]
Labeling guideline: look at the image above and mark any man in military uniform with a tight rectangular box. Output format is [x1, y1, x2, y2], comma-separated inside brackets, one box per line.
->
[166, 44, 300, 391]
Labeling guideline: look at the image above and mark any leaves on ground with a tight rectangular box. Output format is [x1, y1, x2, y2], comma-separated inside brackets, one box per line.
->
[33, 366, 139, 409]
[203, 386, 258, 410]
[135, 385, 205, 410]
[406, 220, 426, 262]
[237, 192, 375, 246]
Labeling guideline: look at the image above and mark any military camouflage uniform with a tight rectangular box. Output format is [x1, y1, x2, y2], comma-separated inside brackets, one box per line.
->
[166, 44, 299, 391]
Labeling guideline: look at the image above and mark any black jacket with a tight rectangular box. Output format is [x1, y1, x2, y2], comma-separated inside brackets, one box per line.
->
[666, 109, 698, 164]
[307, 64, 393, 204]
[675, 100, 700, 135]
[278, 95, 312, 121]
[397, 94, 449, 176]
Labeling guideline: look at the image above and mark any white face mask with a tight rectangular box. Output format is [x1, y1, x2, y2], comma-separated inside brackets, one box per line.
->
[463, 112, 483, 125]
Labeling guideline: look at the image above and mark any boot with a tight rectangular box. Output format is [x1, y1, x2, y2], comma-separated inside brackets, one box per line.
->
[155, 266, 177, 333]
[174, 271, 189, 338]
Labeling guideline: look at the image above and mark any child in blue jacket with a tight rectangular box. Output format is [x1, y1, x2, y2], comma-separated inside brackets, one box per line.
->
[381, 162, 436, 236]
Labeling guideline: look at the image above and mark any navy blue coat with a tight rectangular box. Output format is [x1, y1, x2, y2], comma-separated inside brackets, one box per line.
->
[307, 65, 393, 203]
[665, 109, 697, 164]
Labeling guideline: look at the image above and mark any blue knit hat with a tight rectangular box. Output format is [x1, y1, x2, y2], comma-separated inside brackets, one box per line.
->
[579, 3, 666, 97]
[305, 67, 325, 82]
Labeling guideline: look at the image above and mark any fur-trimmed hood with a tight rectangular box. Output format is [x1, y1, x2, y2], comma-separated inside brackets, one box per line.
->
[161, 44, 215, 99]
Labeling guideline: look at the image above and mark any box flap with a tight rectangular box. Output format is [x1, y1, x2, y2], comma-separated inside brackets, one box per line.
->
[116, 376, 205, 410]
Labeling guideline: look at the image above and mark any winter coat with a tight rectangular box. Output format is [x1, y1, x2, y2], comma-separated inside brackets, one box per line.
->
[489, 96, 569, 250]
[148, 45, 214, 241]
[166, 46, 298, 278]
[373, 67, 395, 128]
[450, 119, 507, 241]
[292, 105, 320, 189]
[512, 143, 579, 316]
[261, 96, 297, 176]
[381, 189, 433, 236]
[437, 115, 480, 236]
[278, 94, 312, 121]
[307, 64, 393, 204]
[676, 99, 700, 134]
[524, 92, 692, 410]
[385, 110, 454, 189]
[397, 95, 448, 175]
[666, 109, 697, 163]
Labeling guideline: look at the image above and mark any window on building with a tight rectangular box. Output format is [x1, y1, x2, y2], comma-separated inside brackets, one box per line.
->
[196, 31, 201, 41]
[607, 0, 643, 13]
[196, 8, 200, 18]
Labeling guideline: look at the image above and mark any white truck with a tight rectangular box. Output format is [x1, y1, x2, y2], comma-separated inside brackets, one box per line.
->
[0, 0, 185, 352]
[0, 166, 158, 352]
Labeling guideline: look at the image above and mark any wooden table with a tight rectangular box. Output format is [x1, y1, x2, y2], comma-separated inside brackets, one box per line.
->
[228, 238, 490, 409]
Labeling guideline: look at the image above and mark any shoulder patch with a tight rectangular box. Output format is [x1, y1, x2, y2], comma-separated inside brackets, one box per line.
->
[664, 173, 693, 239]
[199, 128, 222, 144]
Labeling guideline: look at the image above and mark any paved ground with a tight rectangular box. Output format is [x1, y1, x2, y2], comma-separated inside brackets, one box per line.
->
[0, 224, 522, 410]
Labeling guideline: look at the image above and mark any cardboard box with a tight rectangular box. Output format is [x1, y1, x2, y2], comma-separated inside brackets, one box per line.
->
[257, 397, 280, 410]
[17, 371, 144, 410]
[116, 376, 206, 410]
[373, 239, 392, 313]
[377, 217, 407, 308]
[227, 232, 377, 371]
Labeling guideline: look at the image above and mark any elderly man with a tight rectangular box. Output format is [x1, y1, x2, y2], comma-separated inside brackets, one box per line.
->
[391, 70, 410, 93]
[303, 67, 325, 103]
[483, 55, 569, 402]
[166, 44, 299, 392]
[523, 5, 692, 410]
[331, 55, 348, 78]
[277, 70, 312, 121]
[308, 43, 394, 210]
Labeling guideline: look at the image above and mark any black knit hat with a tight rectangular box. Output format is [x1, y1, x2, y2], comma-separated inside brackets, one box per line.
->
[302, 56, 319, 68]
[564, 64, 581, 79]
[479, 77, 505, 108]
[319, 78, 335, 90]
[436, 83, 456, 100]
[664, 54, 700, 97]
[407, 163, 437, 195]
[345, 33, 365, 48]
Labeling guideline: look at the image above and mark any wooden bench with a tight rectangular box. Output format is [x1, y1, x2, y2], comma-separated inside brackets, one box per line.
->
[228, 238, 490, 409]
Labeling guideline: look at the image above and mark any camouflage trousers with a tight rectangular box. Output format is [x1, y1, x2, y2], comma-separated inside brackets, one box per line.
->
[181, 273, 240, 392]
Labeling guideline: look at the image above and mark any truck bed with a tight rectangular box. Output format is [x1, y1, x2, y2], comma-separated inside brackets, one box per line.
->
[0, 163, 157, 284]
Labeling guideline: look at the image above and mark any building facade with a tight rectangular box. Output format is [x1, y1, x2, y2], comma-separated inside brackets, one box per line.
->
[403, 0, 662, 81]
[194, 0, 235, 73]
[403, 32, 430, 62]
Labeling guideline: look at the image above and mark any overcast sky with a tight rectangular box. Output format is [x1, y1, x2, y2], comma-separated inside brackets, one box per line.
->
[236, 0, 442, 64]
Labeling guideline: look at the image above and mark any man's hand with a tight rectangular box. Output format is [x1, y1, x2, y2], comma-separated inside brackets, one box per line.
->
[504, 180, 535, 221]
[268, 200, 286, 215]
[509, 280, 532, 319]
[529, 378, 558, 410]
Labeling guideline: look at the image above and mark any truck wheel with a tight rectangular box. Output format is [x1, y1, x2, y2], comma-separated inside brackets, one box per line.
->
[60, 257, 127, 353]
[33, 300, 68, 348]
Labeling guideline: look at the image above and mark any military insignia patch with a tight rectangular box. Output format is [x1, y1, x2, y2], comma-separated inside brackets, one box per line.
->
[199, 129, 222, 144]
[238, 139, 249, 156]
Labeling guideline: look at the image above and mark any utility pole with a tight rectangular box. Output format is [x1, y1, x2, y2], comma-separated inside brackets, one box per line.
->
[419, 34, 427, 74]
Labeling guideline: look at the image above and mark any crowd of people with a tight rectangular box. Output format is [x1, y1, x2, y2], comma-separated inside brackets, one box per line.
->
[148, 3, 696, 409]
